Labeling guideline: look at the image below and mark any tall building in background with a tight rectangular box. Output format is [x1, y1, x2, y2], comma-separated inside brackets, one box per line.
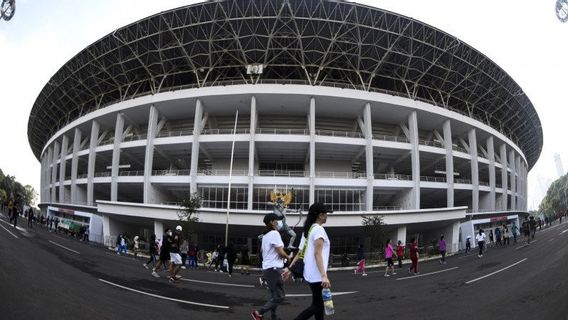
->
[28, 0, 542, 253]
[554, 153, 564, 178]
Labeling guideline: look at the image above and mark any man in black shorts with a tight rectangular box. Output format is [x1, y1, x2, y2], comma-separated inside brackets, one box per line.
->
[168, 226, 183, 282]
[152, 228, 172, 278]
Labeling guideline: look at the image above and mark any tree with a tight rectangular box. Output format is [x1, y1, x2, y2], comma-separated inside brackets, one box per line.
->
[177, 192, 202, 240]
[0, 188, 6, 204]
[23, 185, 37, 206]
[362, 215, 386, 255]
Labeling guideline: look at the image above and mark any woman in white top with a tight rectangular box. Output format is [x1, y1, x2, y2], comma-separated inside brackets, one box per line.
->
[475, 229, 486, 258]
[286, 203, 333, 320]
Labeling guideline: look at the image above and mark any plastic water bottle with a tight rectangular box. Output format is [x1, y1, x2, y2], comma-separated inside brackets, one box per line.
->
[322, 287, 335, 315]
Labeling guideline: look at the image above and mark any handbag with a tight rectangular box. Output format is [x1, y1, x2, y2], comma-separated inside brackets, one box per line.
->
[290, 224, 316, 278]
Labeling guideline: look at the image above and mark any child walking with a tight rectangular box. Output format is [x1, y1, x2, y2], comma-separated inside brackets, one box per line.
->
[354, 244, 367, 276]
[384, 239, 396, 277]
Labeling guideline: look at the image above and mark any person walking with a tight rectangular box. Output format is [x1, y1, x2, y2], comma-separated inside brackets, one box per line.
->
[240, 245, 251, 275]
[151, 229, 171, 278]
[465, 236, 471, 254]
[438, 235, 447, 264]
[285, 203, 332, 320]
[529, 216, 537, 240]
[408, 237, 419, 274]
[503, 225, 510, 246]
[354, 244, 367, 276]
[522, 218, 531, 244]
[384, 239, 396, 277]
[488, 230, 494, 247]
[250, 213, 292, 320]
[475, 229, 486, 258]
[511, 223, 519, 244]
[133, 236, 140, 259]
[144, 234, 158, 269]
[116, 234, 123, 255]
[27, 209, 34, 228]
[168, 225, 183, 282]
[209, 246, 219, 270]
[180, 240, 189, 269]
[188, 243, 198, 270]
[226, 242, 238, 277]
[396, 241, 404, 269]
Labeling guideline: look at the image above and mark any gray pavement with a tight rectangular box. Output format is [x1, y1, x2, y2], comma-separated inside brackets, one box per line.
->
[1, 213, 568, 320]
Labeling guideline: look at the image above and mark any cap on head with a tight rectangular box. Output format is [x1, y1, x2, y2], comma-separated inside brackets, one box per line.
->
[308, 203, 333, 216]
[263, 213, 279, 225]
[176, 225, 182, 231]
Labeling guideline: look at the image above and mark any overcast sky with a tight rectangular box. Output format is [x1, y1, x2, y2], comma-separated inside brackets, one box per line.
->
[1, 0, 566, 209]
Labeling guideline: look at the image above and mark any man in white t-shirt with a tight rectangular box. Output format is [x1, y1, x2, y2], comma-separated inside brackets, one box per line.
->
[251, 214, 292, 320]
[475, 229, 486, 258]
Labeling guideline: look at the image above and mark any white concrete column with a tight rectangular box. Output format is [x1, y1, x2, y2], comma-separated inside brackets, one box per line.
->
[500, 144, 508, 210]
[516, 156, 521, 210]
[487, 136, 496, 211]
[111, 113, 125, 202]
[247, 96, 257, 210]
[468, 129, 479, 213]
[363, 103, 374, 211]
[154, 220, 164, 240]
[450, 221, 460, 253]
[102, 214, 110, 243]
[46, 147, 53, 203]
[51, 141, 60, 203]
[59, 135, 69, 202]
[70, 128, 82, 203]
[509, 150, 516, 210]
[443, 120, 454, 207]
[309, 97, 316, 205]
[87, 121, 100, 206]
[40, 154, 46, 203]
[144, 105, 159, 204]
[190, 99, 203, 194]
[408, 111, 420, 209]
[396, 225, 407, 244]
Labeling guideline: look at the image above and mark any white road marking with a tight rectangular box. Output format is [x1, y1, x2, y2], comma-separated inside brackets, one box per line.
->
[396, 267, 459, 281]
[98, 278, 230, 309]
[549, 238, 555, 242]
[465, 258, 527, 285]
[286, 291, 358, 297]
[180, 278, 254, 288]
[0, 223, 19, 239]
[49, 240, 80, 254]
[560, 229, 568, 235]
[514, 240, 537, 250]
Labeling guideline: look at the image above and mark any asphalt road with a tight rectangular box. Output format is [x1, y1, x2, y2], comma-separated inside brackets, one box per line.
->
[1, 213, 567, 320]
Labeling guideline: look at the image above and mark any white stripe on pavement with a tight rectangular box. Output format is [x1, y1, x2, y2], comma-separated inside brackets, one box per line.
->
[0, 223, 19, 239]
[515, 240, 537, 250]
[98, 279, 230, 309]
[465, 258, 527, 285]
[286, 291, 358, 297]
[560, 229, 568, 235]
[49, 240, 80, 254]
[180, 278, 254, 288]
[396, 267, 459, 281]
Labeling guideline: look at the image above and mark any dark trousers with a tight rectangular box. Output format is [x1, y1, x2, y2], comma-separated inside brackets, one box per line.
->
[228, 258, 235, 275]
[397, 256, 403, 268]
[294, 282, 324, 320]
[478, 241, 485, 255]
[146, 253, 157, 266]
[409, 257, 418, 273]
[259, 268, 285, 317]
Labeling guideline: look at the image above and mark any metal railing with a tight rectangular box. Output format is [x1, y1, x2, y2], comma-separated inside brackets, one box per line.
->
[419, 139, 444, 148]
[94, 172, 111, 177]
[257, 170, 307, 177]
[316, 130, 364, 138]
[479, 181, 490, 186]
[315, 171, 367, 178]
[118, 170, 145, 176]
[374, 173, 412, 180]
[197, 169, 248, 176]
[77, 173, 88, 179]
[152, 169, 190, 176]
[372, 134, 409, 143]
[257, 128, 309, 135]
[455, 178, 472, 184]
[420, 175, 447, 183]
[201, 128, 250, 135]
[122, 133, 148, 142]
[372, 206, 402, 211]
[156, 129, 193, 138]
[453, 145, 468, 153]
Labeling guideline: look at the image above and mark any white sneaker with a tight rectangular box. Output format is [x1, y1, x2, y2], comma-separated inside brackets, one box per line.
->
[151, 271, 160, 278]
[362, 273, 368, 276]
[175, 275, 182, 279]
[181, 266, 187, 270]
[392, 272, 397, 275]
[384, 274, 390, 277]
[143, 264, 148, 269]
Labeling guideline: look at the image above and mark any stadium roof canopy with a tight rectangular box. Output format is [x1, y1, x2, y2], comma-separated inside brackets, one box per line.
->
[28, 0, 542, 168]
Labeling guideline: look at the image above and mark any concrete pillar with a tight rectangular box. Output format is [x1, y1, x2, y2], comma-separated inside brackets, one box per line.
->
[154, 220, 164, 240]
[408, 111, 420, 209]
[450, 221, 460, 253]
[59, 135, 69, 203]
[111, 113, 125, 202]
[87, 121, 100, 206]
[46, 147, 53, 203]
[70, 128, 82, 203]
[468, 129, 479, 213]
[363, 103, 374, 211]
[144, 105, 159, 204]
[509, 150, 516, 210]
[443, 120, 454, 207]
[500, 144, 507, 210]
[102, 214, 110, 244]
[248, 96, 257, 210]
[396, 225, 407, 244]
[516, 156, 521, 210]
[487, 136, 496, 211]
[190, 99, 203, 194]
[51, 141, 60, 203]
[309, 97, 316, 205]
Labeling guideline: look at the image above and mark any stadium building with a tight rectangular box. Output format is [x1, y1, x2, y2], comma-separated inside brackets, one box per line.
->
[29, 0, 542, 253]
